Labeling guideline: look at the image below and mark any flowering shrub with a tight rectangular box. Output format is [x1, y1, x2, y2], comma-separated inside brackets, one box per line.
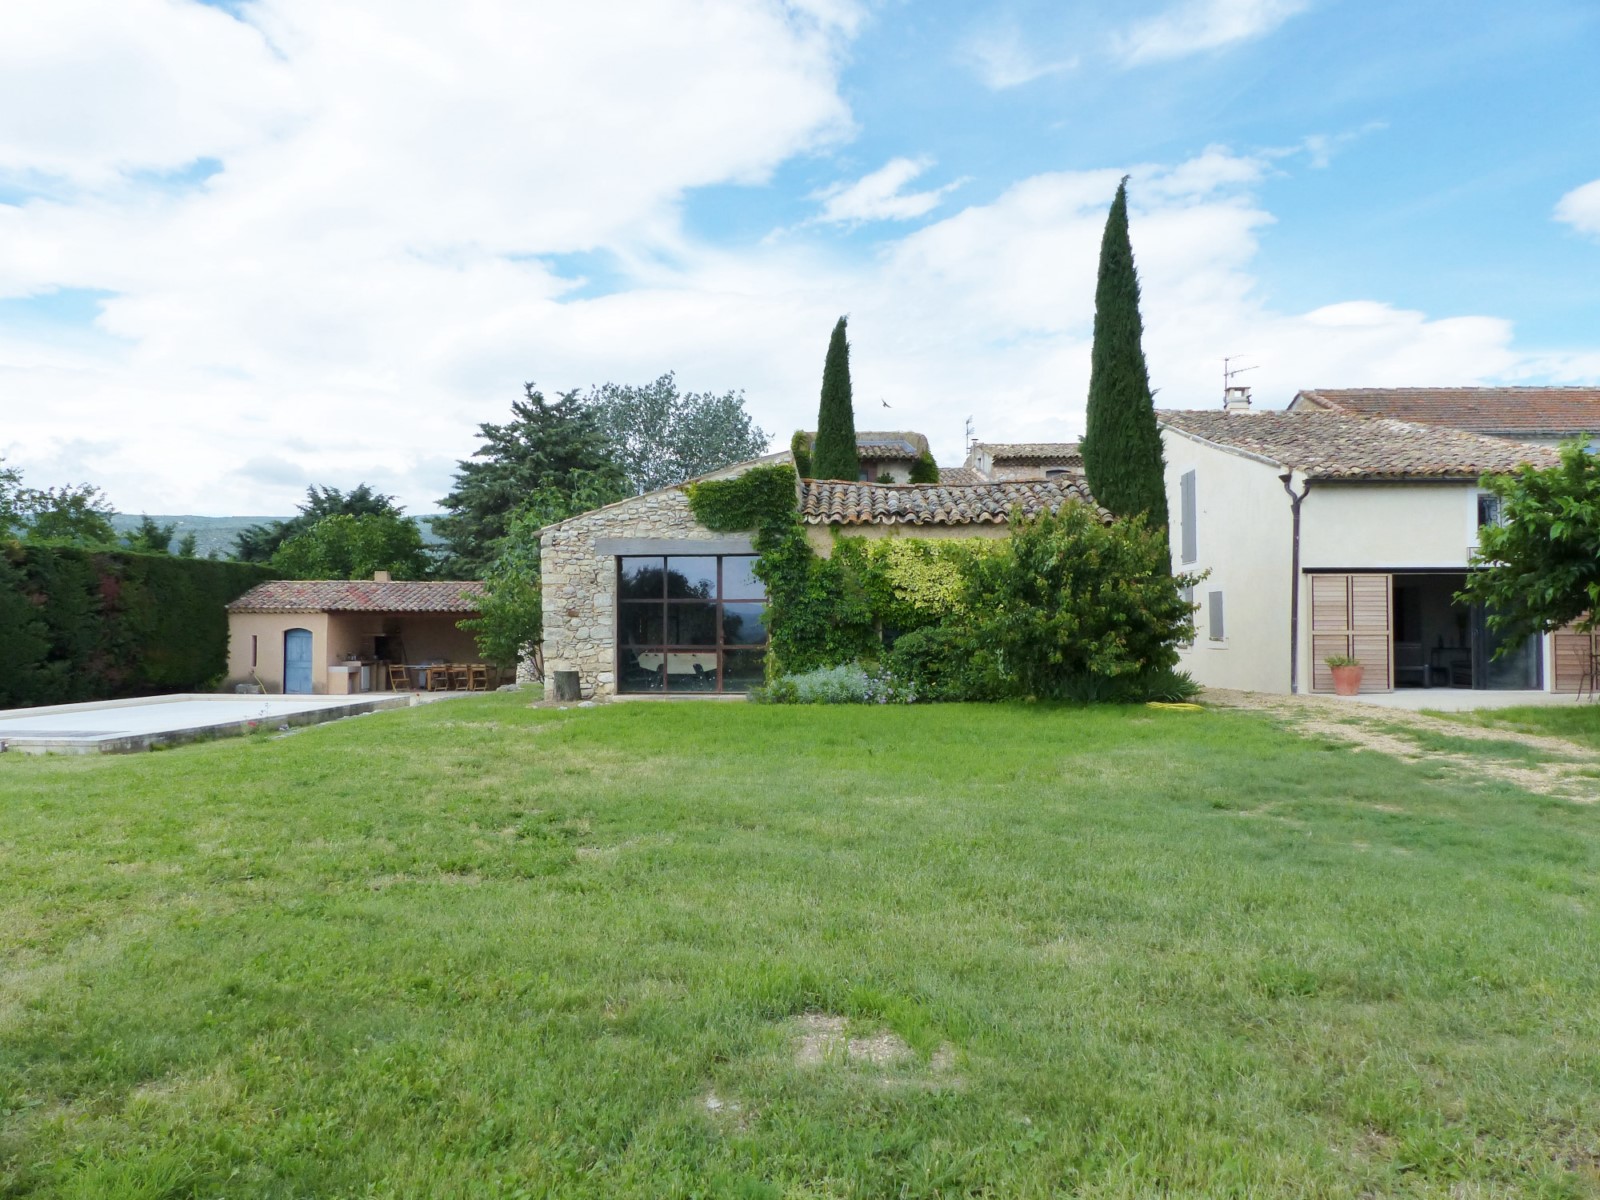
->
[761, 662, 911, 705]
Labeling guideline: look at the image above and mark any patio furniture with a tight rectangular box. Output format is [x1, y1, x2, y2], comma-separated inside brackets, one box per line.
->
[386, 663, 413, 691]
[423, 664, 453, 691]
[1430, 646, 1472, 688]
[449, 663, 471, 690]
[1394, 641, 1428, 688]
[468, 663, 490, 691]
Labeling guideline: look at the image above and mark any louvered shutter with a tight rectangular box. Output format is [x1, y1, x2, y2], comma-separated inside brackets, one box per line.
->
[1308, 574, 1393, 692]
[1180, 471, 1197, 564]
[1552, 621, 1599, 693]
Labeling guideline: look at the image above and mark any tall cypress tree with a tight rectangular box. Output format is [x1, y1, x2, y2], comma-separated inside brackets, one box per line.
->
[1080, 178, 1168, 526]
[811, 316, 860, 482]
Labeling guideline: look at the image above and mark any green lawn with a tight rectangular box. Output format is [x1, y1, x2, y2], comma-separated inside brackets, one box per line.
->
[1434, 703, 1600, 753]
[3, 697, 1599, 1198]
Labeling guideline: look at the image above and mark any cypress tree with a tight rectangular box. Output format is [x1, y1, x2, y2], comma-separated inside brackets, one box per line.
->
[1080, 178, 1169, 526]
[811, 316, 860, 482]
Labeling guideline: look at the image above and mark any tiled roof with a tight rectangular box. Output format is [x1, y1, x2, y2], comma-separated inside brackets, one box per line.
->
[1293, 388, 1600, 436]
[800, 477, 1108, 526]
[229, 580, 485, 613]
[800, 430, 930, 460]
[973, 441, 1080, 462]
[1158, 410, 1560, 480]
[936, 465, 985, 485]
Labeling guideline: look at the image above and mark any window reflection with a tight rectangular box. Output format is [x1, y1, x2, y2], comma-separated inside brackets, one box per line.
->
[618, 554, 767, 693]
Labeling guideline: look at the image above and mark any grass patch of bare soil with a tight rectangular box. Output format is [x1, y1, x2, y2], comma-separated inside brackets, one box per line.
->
[1206, 688, 1600, 802]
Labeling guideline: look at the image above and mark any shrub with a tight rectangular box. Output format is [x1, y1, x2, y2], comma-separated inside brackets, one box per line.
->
[883, 625, 992, 702]
[762, 662, 905, 704]
[962, 504, 1200, 702]
[907, 451, 939, 484]
[789, 431, 813, 479]
[0, 545, 275, 706]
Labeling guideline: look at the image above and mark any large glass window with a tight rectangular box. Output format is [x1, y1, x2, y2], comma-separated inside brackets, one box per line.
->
[617, 555, 768, 693]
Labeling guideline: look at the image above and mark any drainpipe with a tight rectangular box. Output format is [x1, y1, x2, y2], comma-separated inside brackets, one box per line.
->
[1280, 472, 1312, 693]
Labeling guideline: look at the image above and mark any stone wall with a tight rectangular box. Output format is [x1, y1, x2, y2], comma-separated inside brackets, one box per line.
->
[537, 486, 757, 699]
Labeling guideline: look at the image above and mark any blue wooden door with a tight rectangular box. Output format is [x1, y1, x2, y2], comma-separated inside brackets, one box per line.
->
[284, 628, 314, 694]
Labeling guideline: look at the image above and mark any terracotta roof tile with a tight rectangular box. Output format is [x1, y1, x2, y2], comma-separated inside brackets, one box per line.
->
[229, 580, 485, 613]
[1158, 410, 1559, 480]
[973, 441, 1080, 462]
[800, 477, 1109, 526]
[800, 430, 930, 460]
[1293, 387, 1600, 436]
[936, 465, 985, 485]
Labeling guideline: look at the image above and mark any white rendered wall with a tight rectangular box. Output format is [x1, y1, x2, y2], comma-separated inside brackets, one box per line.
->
[1162, 432, 1294, 693]
[1299, 483, 1480, 571]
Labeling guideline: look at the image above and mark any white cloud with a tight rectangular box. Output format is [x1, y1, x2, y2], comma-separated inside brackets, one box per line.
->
[1555, 178, 1600, 238]
[0, 2, 1590, 517]
[812, 157, 963, 224]
[961, 25, 1076, 90]
[1116, 0, 1308, 65]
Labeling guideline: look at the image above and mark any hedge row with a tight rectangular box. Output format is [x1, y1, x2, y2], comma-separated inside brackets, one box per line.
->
[0, 545, 276, 708]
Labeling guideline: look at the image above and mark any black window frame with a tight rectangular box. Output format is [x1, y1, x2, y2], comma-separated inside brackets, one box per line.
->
[615, 554, 768, 694]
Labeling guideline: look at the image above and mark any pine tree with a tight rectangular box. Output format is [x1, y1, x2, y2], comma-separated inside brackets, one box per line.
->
[1080, 178, 1168, 526]
[811, 316, 860, 482]
[433, 385, 624, 577]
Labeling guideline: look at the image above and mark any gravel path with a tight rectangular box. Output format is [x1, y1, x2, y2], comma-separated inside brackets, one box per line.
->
[1204, 688, 1600, 803]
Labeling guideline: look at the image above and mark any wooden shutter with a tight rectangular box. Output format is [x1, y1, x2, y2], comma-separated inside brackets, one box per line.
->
[1552, 621, 1599, 693]
[1308, 574, 1393, 692]
[1207, 590, 1225, 640]
[1180, 471, 1197, 564]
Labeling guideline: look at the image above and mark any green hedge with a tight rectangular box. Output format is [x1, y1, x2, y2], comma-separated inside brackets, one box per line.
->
[0, 545, 276, 707]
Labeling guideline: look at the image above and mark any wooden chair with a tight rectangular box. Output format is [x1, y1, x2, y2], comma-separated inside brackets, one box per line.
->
[387, 663, 413, 691]
[424, 664, 452, 691]
[449, 663, 471, 690]
[468, 663, 490, 691]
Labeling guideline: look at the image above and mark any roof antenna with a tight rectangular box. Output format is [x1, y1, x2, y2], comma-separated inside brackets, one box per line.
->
[964, 415, 975, 456]
[1223, 355, 1258, 412]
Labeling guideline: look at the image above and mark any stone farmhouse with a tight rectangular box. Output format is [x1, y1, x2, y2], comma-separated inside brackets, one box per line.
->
[538, 436, 1085, 699]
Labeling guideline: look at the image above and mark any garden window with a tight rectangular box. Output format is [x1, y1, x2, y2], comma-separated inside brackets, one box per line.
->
[617, 554, 768, 693]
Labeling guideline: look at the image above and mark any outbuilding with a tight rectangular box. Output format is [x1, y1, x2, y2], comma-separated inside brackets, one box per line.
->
[226, 574, 485, 694]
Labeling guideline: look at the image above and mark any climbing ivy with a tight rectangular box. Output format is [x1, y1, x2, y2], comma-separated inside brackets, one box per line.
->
[683, 464, 798, 533]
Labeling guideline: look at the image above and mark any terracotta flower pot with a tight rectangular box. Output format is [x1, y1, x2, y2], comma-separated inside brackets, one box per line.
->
[1331, 664, 1364, 696]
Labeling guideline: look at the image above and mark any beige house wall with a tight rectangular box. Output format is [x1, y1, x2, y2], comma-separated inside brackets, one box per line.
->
[1299, 483, 1480, 572]
[1162, 431, 1295, 693]
[226, 612, 330, 693]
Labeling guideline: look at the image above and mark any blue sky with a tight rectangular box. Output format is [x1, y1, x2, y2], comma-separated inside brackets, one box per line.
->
[2, 0, 1597, 514]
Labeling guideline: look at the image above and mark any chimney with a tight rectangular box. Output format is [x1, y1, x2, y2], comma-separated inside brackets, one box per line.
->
[373, 570, 391, 583]
[1223, 385, 1252, 413]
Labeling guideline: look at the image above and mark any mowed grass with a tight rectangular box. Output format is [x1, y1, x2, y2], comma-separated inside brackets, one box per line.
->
[1435, 704, 1600, 753]
[3, 698, 1600, 1199]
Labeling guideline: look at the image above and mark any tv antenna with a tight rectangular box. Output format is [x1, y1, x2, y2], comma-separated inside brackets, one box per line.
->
[1222, 355, 1257, 397]
[964, 416, 975, 456]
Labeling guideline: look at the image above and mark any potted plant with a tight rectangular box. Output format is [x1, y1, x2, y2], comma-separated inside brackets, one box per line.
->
[1326, 654, 1363, 696]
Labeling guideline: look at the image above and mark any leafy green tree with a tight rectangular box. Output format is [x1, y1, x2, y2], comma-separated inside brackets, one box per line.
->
[961, 504, 1197, 700]
[22, 484, 118, 546]
[236, 484, 405, 562]
[1460, 440, 1600, 643]
[434, 384, 624, 577]
[908, 451, 939, 484]
[270, 512, 431, 580]
[584, 372, 770, 494]
[177, 532, 198, 558]
[1080, 178, 1168, 526]
[122, 515, 177, 554]
[811, 316, 860, 482]
[0, 457, 25, 540]
[459, 471, 626, 672]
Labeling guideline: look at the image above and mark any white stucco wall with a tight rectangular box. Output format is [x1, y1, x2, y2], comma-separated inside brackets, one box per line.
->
[1299, 483, 1481, 571]
[1162, 431, 1294, 693]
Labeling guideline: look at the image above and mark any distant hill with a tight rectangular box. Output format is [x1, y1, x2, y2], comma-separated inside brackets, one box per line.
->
[109, 514, 447, 559]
